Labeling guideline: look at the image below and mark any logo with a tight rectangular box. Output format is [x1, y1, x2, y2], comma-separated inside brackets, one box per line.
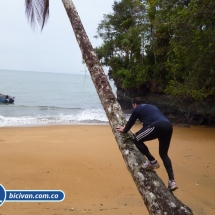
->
[0, 184, 65, 206]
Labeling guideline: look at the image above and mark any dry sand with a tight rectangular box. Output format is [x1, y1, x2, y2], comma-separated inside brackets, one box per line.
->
[0, 124, 214, 215]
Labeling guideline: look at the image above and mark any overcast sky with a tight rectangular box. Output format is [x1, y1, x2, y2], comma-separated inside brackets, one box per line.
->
[0, 0, 114, 74]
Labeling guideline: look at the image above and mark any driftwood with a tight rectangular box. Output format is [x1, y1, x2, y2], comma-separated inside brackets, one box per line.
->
[61, 1, 194, 214]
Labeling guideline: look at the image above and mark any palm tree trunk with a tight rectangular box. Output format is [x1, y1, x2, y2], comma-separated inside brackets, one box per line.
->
[61, 1, 193, 214]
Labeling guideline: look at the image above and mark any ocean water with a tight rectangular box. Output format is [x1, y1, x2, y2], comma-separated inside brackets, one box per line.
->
[0, 70, 117, 127]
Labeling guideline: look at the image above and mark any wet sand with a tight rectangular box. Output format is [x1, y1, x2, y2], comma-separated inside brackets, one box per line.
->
[0, 125, 214, 215]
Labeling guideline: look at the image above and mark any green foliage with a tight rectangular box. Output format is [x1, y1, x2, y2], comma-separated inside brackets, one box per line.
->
[95, 0, 215, 100]
[164, 0, 215, 100]
[113, 64, 149, 89]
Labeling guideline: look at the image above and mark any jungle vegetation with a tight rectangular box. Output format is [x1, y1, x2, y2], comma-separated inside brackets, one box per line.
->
[95, 0, 215, 100]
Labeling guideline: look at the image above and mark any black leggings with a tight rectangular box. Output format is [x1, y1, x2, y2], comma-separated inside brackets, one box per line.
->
[134, 121, 174, 180]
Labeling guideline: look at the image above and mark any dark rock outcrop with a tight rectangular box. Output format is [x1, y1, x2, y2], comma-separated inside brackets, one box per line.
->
[117, 88, 215, 126]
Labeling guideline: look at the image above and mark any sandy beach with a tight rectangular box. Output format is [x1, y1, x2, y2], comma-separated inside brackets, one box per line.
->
[0, 124, 215, 215]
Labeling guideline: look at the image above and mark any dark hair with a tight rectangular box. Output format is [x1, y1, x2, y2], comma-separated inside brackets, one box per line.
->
[131, 97, 142, 105]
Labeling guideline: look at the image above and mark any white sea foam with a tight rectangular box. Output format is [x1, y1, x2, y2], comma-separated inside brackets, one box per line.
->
[0, 109, 109, 127]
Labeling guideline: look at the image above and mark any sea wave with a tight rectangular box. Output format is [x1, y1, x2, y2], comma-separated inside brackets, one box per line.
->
[0, 109, 110, 127]
[0, 104, 82, 110]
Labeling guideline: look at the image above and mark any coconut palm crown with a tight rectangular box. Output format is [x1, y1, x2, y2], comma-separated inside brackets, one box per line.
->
[25, 0, 49, 30]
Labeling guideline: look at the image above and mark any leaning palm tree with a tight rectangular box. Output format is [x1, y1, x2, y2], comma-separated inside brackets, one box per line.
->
[25, 1, 193, 214]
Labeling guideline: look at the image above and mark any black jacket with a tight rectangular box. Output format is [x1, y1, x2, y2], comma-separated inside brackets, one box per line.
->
[123, 104, 170, 133]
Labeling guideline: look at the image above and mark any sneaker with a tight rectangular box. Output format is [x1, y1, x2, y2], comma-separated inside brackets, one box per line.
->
[141, 160, 160, 170]
[168, 180, 178, 191]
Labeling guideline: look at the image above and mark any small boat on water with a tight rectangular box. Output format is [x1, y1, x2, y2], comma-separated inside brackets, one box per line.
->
[0, 93, 15, 103]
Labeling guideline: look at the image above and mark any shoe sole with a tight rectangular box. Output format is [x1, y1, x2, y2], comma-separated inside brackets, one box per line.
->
[153, 165, 160, 169]
[142, 165, 160, 171]
[169, 186, 178, 191]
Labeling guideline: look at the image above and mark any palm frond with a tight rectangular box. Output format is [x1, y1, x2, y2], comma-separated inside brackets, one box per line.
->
[25, 0, 49, 30]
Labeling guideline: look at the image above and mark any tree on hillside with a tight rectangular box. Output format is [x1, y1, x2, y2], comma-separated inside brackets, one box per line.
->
[95, 0, 149, 89]
[24, 0, 193, 214]
[164, 0, 215, 100]
[95, 0, 215, 100]
[95, 0, 174, 92]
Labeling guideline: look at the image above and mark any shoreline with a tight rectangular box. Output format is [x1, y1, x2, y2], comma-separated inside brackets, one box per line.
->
[0, 124, 214, 215]
[0, 122, 110, 128]
[1, 120, 213, 128]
